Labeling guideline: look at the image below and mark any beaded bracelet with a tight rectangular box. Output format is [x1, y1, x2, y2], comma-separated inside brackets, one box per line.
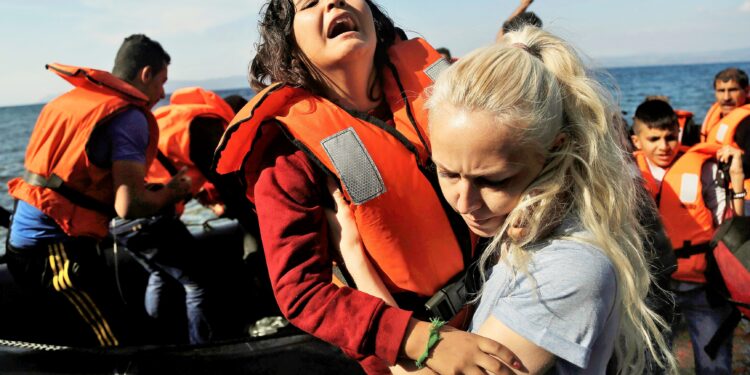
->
[415, 318, 447, 369]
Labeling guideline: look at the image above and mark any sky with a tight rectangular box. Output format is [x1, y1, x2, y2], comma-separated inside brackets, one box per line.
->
[1, 0, 750, 107]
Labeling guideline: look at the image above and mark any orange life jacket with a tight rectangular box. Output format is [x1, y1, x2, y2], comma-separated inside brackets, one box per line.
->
[673, 109, 694, 145]
[633, 151, 661, 199]
[633, 145, 693, 199]
[699, 103, 750, 198]
[147, 87, 234, 202]
[8, 63, 159, 239]
[701, 103, 723, 142]
[703, 103, 750, 146]
[701, 102, 750, 143]
[675, 110, 693, 128]
[637, 143, 722, 283]
[214, 38, 467, 297]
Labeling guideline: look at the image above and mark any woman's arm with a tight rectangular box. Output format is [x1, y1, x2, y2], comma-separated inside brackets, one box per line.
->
[475, 316, 555, 374]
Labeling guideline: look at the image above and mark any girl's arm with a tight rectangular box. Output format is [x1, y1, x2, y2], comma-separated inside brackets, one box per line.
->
[475, 316, 555, 374]
[325, 178, 398, 307]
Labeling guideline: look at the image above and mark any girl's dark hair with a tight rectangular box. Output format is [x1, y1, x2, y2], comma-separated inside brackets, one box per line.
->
[250, 0, 397, 100]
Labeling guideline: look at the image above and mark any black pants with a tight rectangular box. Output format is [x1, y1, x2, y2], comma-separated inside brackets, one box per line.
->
[6, 238, 125, 347]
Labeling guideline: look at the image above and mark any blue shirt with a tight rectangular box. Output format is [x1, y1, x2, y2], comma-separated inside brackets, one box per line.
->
[469, 221, 619, 374]
[10, 109, 149, 248]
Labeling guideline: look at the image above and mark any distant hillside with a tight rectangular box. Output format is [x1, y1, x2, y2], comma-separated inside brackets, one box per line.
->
[597, 47, 750, 68]
[29, 48, 750, 106]
[165, 75, 250, 93]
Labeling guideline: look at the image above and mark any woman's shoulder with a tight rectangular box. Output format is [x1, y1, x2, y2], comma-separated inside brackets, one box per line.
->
[529, 228, 617, 293]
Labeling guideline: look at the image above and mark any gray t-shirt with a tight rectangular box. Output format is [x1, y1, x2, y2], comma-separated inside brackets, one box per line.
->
[469, 224, 620, 374]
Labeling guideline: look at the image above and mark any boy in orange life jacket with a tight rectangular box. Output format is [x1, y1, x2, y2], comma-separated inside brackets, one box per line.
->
[631, 99, 746, 374]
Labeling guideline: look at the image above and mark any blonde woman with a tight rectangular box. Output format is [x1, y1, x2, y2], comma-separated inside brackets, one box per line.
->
[328, 26, 677, 374]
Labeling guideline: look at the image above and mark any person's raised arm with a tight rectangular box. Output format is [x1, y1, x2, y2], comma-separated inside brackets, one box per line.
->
[717, 145, 746, 217]
[113, 162, 191, 218]
[496, 0, 535, 42]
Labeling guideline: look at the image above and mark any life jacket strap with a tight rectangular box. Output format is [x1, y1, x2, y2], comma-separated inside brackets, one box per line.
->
[673, 241, 712, 258]
[156, 150, 179, 177]
[704, 307, 742, 360]
[24, 170, 116, 218]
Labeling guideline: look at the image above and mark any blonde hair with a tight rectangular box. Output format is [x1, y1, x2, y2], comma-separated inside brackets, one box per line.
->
[427, 27, 677, 374]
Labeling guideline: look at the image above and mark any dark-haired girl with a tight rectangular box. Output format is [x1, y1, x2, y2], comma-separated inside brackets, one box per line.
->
[212, 0, 520, 373]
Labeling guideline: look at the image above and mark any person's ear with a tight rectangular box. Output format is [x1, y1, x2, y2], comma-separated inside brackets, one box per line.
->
[631, 135, 642, 150]
[138, 65, 154, 84]
[550, 133, 567, 151]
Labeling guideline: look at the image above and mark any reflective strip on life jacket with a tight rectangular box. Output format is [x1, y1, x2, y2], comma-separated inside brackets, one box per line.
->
[701, 103, 723, 142]
[705, 104, 750, 146]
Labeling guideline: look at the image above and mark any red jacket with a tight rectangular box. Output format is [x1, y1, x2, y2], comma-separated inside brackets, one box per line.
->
[254, 141, 410, 374]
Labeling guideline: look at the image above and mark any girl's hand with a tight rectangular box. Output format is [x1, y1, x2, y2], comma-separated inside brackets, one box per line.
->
[325, 178, 361, 251]
[401, 319, 524, 375]
[324, 177, 398, 306]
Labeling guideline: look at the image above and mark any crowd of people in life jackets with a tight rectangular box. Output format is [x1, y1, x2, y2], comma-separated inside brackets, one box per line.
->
[2, 0, 749, 374]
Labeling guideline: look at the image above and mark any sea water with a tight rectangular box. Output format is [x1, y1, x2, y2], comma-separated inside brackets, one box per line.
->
[1, 62, 749, 254]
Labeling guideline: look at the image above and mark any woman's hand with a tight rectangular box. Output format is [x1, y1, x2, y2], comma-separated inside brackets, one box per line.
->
[324, 177, 398, 306]
[401, 318, 524, 375]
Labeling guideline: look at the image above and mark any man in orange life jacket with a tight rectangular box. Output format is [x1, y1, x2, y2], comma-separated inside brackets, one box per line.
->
[631, 99, 746, 373]
[702, 68, 750, 178]
[6, 34, 191, 347]
[119, 88, 246, 345]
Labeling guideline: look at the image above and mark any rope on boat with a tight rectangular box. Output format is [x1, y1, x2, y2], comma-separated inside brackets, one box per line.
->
[0, 338, 68, 351]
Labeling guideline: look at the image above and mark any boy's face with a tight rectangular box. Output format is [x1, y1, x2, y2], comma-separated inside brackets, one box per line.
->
[631, 125, 680, 168]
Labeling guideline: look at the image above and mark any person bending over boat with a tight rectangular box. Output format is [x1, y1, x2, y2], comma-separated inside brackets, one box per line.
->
[109, 88, 246, 345]
[5, 34, 191, 347]
[212, 0, 522, 373]
[328, 27, 679, 374]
